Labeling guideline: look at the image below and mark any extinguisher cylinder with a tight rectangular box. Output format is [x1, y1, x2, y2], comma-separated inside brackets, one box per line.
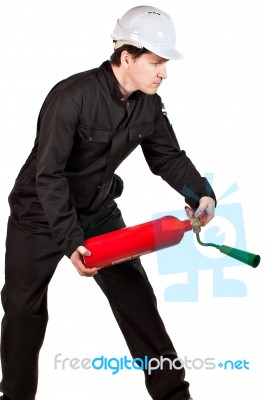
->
[83, 216, 192, 269]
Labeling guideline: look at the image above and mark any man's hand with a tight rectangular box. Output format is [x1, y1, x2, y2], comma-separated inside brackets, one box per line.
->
[70, 245, 98, 277]
[185, 196, 215, 226]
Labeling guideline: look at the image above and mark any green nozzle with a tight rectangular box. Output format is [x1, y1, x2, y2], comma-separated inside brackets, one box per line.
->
[218, 245, 260, 268]
[195, 233, 260, 268]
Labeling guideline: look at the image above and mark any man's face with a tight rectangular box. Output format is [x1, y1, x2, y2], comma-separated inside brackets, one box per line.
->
[126, 52, 168, 95]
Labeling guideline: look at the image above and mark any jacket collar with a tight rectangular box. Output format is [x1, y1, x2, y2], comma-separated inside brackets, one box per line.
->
[100, 61, 145, 102]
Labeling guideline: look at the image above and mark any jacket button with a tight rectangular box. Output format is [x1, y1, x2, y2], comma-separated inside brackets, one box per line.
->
[97, 185, 101, 189]
[139, 134, 142, 138]
[89, 137, 93, 141]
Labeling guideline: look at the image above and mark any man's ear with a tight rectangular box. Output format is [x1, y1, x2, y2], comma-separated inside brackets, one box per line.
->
[120, 51, 133, 69]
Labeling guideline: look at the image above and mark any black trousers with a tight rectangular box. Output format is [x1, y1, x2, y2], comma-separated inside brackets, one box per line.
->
[0, 196, 190, 400]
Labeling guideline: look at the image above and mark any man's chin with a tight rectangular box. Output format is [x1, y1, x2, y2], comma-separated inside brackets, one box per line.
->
[142, 87, 159, 95]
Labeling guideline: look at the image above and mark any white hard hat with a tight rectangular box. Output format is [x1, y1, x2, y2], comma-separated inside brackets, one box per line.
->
[112, 6, 183, 60]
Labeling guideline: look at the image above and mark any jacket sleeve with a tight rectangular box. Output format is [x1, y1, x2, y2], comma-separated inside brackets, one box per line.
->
[141, 100, 216, 210]
[35, 89, 84, 257]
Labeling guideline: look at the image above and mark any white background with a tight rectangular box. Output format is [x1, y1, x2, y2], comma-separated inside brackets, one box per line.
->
[0, 0, 265, 399]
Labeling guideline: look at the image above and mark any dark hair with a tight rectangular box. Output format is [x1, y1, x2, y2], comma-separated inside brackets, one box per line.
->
[110, 44, 151, 66]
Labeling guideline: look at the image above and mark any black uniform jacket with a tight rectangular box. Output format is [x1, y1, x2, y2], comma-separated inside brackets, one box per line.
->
[9, 61, 216, 258]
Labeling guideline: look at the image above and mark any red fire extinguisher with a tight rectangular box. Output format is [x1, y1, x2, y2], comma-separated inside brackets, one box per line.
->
[83, 216, 260, 270]
[83, 216, 191, 269]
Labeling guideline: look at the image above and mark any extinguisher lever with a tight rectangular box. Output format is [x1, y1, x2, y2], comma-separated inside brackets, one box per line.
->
[190, 217, 202, 234]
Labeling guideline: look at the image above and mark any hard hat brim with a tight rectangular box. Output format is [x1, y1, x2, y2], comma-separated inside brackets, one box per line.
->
[151, 48, 183, 61]
[112, 37, 183, 61]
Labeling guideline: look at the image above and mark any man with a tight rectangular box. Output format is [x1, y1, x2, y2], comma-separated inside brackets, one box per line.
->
[0, 5, 216, 400]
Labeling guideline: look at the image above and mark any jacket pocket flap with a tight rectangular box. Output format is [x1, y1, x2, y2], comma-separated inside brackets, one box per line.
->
[77, 126, 111, 143]
[128, 121, 154, 141]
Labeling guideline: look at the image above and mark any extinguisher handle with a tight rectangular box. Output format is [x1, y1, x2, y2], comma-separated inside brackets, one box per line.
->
[190, 217, 202, 233]
[185, 206, 207, 233]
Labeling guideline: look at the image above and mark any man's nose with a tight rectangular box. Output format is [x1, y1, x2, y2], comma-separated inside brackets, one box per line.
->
[158, 64, 167, 79]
